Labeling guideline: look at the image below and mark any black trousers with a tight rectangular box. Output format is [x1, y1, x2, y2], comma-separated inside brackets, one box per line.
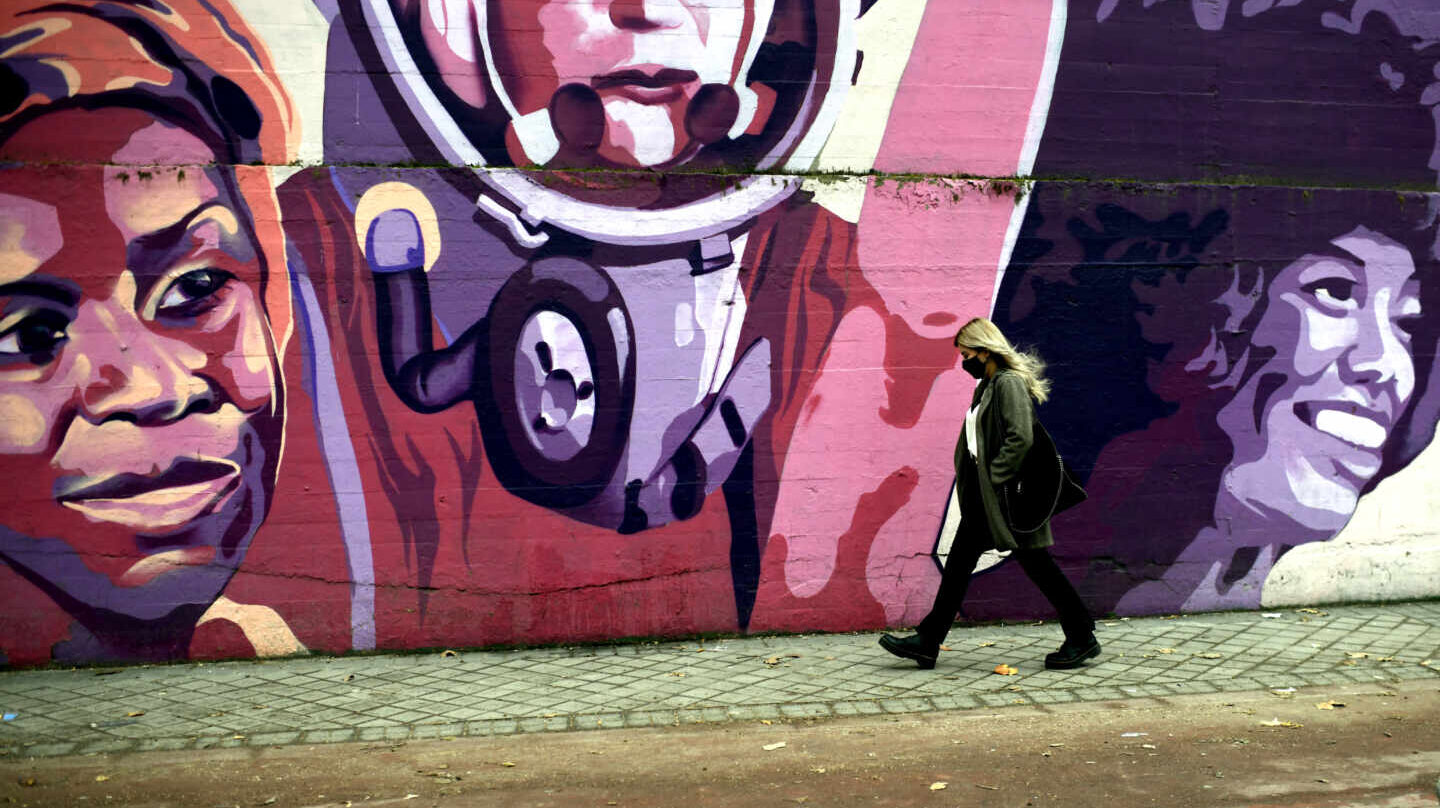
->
[917, 477, 1094, 644]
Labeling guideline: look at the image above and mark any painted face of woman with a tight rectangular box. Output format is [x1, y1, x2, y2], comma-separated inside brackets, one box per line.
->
[1217, 225, 1421, 535]
[0, 107, 284, 629]
[424, 0, 758, 168]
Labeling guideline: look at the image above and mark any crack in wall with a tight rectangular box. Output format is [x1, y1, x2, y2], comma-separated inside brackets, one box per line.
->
[14, 160, 1439, 196]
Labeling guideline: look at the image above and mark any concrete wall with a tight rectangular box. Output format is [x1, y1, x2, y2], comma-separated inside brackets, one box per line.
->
[0, 0, 1435, 666]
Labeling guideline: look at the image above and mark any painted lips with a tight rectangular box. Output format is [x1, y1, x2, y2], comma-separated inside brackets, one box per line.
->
[55, 458, 241, 534]
[592, 67, 698, 104]
[1294, 401, 1390, 450]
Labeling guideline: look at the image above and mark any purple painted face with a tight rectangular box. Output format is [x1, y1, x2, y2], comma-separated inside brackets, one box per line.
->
[1216, 226, 1421, 535]
[0, 108, 283, 628]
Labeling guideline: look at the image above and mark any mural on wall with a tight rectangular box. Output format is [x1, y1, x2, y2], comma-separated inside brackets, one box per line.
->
[964, 0, 1440, 621]
[290, 0, 875, 644]
[0, 0, 349, 664]
[0, 0, 1435, 666]
[279, 0, 1020, 654]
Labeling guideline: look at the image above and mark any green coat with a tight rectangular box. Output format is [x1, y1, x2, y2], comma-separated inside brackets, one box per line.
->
[954, 369, 1054, 551]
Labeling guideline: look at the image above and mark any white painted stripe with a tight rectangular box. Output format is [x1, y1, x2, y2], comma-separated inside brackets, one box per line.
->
[291, 253, 377, 651]
[990, 0, 1069, 310]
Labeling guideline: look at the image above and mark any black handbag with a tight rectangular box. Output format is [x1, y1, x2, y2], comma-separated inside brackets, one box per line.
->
[997, 415, 1087, 535]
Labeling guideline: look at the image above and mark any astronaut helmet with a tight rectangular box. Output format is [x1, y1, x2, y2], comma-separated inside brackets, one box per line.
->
[357, 0, 861, 245]
[344, 0, 867, 536]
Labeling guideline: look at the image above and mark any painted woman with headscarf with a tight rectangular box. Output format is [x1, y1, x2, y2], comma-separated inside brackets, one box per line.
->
[0, 0, 332, 664]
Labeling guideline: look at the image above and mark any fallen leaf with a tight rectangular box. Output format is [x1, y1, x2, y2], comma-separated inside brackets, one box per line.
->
[763, 741, 787, 751]
[343, 674, 355, 682]
[18, 777, 35, 787]
[929, 782, 948, 791]
[764, 654, 801, 666]
[500, 762, 516, 768]
[94, 775, 109, 782]
[1157, 648, 1176, 655]
[1259, 718, 1302, 728]
[760, 720, 773, 725]
[939, 645, 952, 652]
[1344, 652, 1370, 659]
[125, 710, 145, 717]
[993, 664, 1018, 676]
[1270, 688, 1297, 696]
[1195, 653, 1223, 659]
[977, 641, 996, 648]
[668, 672, 686, 677]
[441, 650, 458, 658]
[1297, 608, 1327, 615]
[1140, 744, 1157, 749]
[403, 796, 419, 801]
[1339, 659, 1358, 667]
[1049, 743, 1065, 748]
[1420, 659, 1435, 668]
[810, 767, 827, 774]
[1315, 701, 1346, 710]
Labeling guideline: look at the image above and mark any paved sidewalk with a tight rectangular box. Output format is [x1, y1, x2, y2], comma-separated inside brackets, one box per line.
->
[1, 602, 1438, 760]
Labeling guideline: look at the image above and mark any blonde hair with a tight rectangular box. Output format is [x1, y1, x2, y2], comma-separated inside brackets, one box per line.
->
[954, 317, 1052, 403]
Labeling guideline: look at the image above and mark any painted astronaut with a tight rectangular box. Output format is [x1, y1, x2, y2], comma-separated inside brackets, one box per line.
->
[282, 0, 868, 629]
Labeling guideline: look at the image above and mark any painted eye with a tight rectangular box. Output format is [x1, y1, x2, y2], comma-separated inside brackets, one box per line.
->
[0, 310, 69, 363]
[1301, 278, 1357, 311]
[154, 269, 233, 317]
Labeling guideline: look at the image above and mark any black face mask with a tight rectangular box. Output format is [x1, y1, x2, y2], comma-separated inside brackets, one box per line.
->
[962, 355, 987, 380]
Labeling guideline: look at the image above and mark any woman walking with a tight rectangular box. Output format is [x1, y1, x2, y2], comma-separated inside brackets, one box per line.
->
[880, 318, 1098, 670]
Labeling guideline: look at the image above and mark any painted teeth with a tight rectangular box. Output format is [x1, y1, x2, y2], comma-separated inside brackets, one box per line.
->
[1313, 409, 1386, 449]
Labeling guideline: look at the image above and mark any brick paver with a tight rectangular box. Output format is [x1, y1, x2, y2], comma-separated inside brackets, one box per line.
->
[1, 602, 1437, 758]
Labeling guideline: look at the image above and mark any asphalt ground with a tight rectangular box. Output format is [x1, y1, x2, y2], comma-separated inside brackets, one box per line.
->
[0, 601, 1437, 762]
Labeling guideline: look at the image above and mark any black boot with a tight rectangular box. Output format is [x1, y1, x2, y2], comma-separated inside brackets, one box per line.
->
[1044, 635, 1101, 670]
[879, 633, 940, 670]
